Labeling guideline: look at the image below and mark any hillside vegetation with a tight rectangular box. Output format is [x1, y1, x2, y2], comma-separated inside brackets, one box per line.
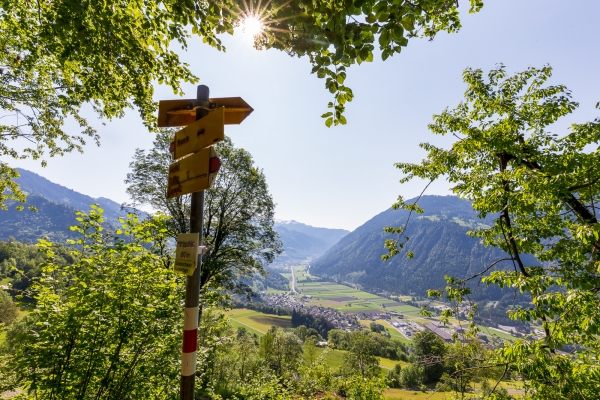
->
[312, 196, 535, 300]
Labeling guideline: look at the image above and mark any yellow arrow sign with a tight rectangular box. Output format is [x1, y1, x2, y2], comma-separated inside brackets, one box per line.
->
[158, 97, 253, 127]
[167, 147, 219, 199]
[172, 107, 224, 160]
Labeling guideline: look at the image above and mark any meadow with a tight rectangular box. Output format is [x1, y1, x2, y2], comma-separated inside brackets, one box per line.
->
[274, 266, 517, 343]
[227, 308, 292, 335]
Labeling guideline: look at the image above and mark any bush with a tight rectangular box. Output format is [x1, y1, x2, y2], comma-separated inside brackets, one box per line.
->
[385, 364, 402, 388]
[342, 375, 385, 400]
[400, 364, 425, 388]
[0, 291, 18, 326]
[0, 209, 184, 399]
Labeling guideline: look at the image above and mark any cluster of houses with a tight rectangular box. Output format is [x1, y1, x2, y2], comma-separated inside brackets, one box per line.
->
[260, 293, 361, 331]
[259, 291, 516, 348]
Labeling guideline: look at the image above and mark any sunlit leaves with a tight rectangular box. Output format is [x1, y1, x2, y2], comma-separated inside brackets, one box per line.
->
[0, 208, 185, 398]
[391, 64, 600, 398]
[245, 0, 484, 126]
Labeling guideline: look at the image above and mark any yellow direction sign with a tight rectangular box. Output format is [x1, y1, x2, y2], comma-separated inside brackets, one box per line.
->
[158, 97, 253, 127]
[172, 107, 224, 160]
[174, 233, 199, 275]
[167, 146, 221, 199]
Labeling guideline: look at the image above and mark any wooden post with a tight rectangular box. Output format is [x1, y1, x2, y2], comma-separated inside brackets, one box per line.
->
[180, 85, 210, 400]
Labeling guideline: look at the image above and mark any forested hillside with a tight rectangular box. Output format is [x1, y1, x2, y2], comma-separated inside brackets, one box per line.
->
[312, 196, 535, 300]
[0, 194, 79, 243]
[15, 168, 124, 220]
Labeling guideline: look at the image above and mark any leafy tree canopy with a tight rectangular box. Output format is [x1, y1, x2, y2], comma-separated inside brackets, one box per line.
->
[125, 132, 282, 307]
[1, 0, 483, 208]
[0, 207, 185, 399]
[391, 64, 600, 399]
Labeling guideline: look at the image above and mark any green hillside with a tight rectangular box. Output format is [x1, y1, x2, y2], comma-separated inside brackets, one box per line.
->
[312, 195, 535, 301]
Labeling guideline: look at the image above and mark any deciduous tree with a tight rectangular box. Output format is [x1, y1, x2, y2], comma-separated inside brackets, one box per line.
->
[412, 330, 446, 382]
[0, 207, 184, 399]
[125, 132, 282, 308]
[390, 64, 600, 399]
[1, 0, 484, 208]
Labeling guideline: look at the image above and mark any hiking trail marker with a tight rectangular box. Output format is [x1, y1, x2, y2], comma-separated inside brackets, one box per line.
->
[158, 86, 253, 400]
[174, 233, 200, 276]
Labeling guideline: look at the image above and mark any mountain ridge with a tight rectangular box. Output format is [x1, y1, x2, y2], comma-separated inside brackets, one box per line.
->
[15, 168, 124, 220]
[3, 169, 346, 265]
[311, 195, 533, 299]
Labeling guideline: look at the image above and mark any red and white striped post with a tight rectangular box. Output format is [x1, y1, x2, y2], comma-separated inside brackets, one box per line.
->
[180, 85, 210, 400]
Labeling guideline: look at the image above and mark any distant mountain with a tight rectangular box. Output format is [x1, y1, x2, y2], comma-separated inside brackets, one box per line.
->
[311, 195, 534, 299]
[272, 221, 350, 266]
[275, 220, 348, 247]
[0, 169, 135, 242]
[3, 169, 349, 264]
[15, 168, 124, 220]
[0, 194, 78, 243]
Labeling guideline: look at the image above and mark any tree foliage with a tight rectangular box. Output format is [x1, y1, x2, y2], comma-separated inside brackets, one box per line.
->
[1, 0, 484, 209]
[126, 132, 282, 305]
[259, 327, 304, 377]
[412, 330, 446, 383]
[391, 64, 600, 399]
[0, 207, 184, 399]
[0, 290, 18, 326]
[0, 238, 74, 293]
[341, 331, 381, 378]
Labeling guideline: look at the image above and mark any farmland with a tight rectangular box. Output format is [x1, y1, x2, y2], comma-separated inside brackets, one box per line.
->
[227, 308, 292, 335]
[264, 265, 519, 343]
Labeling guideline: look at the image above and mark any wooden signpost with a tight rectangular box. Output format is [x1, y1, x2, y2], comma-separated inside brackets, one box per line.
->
[159, 85, 253, 400]
[158, 96, 254, 127]
[167, 146, 221, 199]
[170, 107, 225, 160]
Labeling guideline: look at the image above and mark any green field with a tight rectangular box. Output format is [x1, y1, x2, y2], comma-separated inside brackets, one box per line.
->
[294, 265, 319, 282]
[482, 326, 516, 341]
[295, 281, 423, 318]
[314, 348, 406, 372]
[359, 319, 412, 345]
[261, 274, 517, 344]
[228, 309, 292, 335]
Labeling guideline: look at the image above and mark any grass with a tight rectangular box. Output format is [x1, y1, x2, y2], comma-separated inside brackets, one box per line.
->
[265, 287, 287, 294]
[227, 309, 291, 334]
[228, 319, 265, 336]
[317, 348, 346, 370]
[314, 348, 406, 372]
[358, 319, 412, 344]
[481, 326, 516, 341]
[377, 356, 408, 369]
[384, 389, 467, 399]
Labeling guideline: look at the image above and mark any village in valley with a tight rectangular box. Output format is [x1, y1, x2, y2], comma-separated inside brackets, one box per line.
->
[232, 265, 525, 348]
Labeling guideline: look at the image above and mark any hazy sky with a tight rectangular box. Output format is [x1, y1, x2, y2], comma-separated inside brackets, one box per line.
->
[11, 0, 600, 231]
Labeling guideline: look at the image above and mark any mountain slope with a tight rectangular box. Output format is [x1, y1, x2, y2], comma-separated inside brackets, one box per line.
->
[15, 168, 124, 220]
[273, 222, 350, 266]
[274, 220, 348, 247]
[4, 170, 348, 264]
[0, 194, 79, 243]
[311, 195, 533, 299]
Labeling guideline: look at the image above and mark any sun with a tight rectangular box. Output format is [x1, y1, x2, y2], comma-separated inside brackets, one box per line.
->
[242, 15, 264, 37]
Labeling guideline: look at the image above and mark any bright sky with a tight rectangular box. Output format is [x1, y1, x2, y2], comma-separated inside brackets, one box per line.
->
[11, 0, 600, 231]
